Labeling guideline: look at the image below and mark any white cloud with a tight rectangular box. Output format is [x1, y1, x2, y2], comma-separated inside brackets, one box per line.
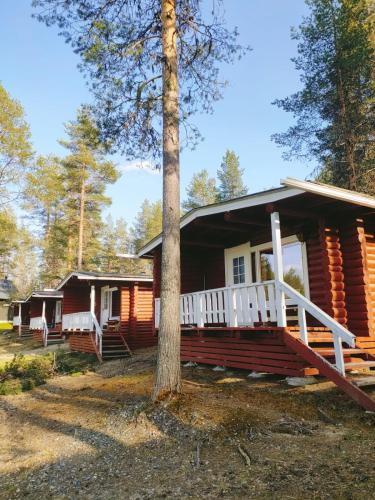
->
[121, 159, 160, 174]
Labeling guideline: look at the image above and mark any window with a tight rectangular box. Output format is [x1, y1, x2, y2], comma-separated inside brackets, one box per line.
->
[250, 238, 308, 296]
[233, 256, 246, 284]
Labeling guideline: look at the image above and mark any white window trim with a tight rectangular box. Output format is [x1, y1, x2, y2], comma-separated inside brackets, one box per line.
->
[224, 242, 251, 287]
[55, 301, 62, 323]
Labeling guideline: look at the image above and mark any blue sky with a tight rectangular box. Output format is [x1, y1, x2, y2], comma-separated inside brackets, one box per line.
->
[2, 0, 312, 225]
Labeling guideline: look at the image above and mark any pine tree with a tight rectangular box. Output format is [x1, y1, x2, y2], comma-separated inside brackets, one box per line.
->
[0, 84, 32, 202]
[272, 0, 375, 194]
[34, 0, 247, 400]
[9, 227, 39, 298]
[23, 155, 68, 284]
[182, 169, 218, 211]
[60, 107, 119, 270]
[131, 200, 163, 252]
[217, 150, 248, 201]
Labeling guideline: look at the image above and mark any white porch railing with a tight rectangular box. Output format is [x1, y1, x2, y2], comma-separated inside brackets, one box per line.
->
[155, 281, 279, 329]
[13, 316, 21, 326]
[30, 316, 44, 330]
[154, 278, 356, 377]
[62, 311, 103, 356]
[62, 311, 94, 331]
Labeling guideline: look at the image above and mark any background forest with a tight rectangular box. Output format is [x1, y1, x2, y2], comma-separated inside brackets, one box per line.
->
[1, 0, 374, 300]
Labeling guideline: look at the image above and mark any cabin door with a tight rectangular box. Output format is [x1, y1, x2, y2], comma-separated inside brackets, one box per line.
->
[100, 286, 110, 327]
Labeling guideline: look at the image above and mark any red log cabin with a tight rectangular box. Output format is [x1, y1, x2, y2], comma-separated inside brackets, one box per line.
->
[139, 178, 375, 411]
[55, 271, 155, 360]
[12, 290, 63, 344]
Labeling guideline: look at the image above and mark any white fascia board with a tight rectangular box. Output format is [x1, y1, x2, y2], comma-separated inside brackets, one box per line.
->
[138, 186, 305, 256]
[282, 178, 375, 209]
[75, 275, 153, 282]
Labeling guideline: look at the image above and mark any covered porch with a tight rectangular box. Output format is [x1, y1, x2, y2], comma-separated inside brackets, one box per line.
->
[56, 271, 154, 360]
[144, 179, 375, 411]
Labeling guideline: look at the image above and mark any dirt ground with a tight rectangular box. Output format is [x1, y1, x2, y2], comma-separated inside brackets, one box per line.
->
[1, 338, 375, 500]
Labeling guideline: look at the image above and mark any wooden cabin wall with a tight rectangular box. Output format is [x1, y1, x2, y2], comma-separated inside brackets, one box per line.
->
[120, 282, 155, 349]
[152, 247, 225, 298]
[29, 300, 43, 318]
[62, 286, 90, 314]
[305, 224, 346, 326]
[364, 221, 375, 336]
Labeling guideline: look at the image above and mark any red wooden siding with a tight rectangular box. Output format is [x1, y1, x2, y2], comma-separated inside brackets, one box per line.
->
[306, 224, 346, 325]
[62, 286, 90, 315]
[364, 222, 375, 335]
[69, 332, 97, 354]
[153, 247, 225, 298]
[120, 282, 155, 349]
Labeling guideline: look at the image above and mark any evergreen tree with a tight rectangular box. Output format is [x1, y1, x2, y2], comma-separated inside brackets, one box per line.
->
[100, 215, 128, 272]
[23, 155, 68, 284]
[131, 199, 163, 252]
[272, 0, 375, 194]
[60, 107, 119, 270]
[0, 209, 18, 277]
[182, 169, 218, 211]
[34, 0, 247, 399]
[0, 84, 32, 202]
[9, 227, 39, 298]
[217, 150, 248, 201]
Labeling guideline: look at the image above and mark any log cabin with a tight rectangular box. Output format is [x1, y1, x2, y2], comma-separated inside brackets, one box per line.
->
[55, 271, 155, 361]
[139, 178, 375, 411]
[13, 290, 63, 345]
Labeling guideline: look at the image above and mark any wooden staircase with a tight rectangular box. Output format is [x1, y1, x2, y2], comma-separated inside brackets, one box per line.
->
[46, 328, 64, 345]
[19, 326, 32, 339]
[284, 329, 375, 412]
[101, 333, 132, 361]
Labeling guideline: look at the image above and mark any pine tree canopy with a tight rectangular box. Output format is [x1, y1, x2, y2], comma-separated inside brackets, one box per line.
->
[182, 169, 218, 211]
[217, 149, 248, 201]
[272, 0, 375, 194]
[32, 0, 248, 162]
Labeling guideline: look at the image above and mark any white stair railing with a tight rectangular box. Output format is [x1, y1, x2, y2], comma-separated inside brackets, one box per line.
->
[278, 280, 355, 376]
[91, 312, 103, 356]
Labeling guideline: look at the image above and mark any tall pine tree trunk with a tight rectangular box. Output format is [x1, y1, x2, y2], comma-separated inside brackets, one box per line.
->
[152, 0, 181, 401]
[77, 179, 86, 270]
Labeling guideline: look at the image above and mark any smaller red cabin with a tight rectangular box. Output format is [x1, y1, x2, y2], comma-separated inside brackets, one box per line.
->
[56, 271, 155, 360]
[12, 290, 63, 344]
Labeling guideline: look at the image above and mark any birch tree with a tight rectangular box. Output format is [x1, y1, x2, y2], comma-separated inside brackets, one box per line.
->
[33, 0, 248, 400]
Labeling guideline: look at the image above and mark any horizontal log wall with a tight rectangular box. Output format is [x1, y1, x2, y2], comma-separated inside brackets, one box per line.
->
[181, 331, 313, 377]
[68, 332, 97, 354]
[63, 286, 91, 315]
[121, 283, 156, 349]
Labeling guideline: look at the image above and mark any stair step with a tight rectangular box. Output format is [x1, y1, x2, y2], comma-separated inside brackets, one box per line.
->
[345, 361, 375, 370]
[314, 348, 367, 356]
[350, 376, 375, 388]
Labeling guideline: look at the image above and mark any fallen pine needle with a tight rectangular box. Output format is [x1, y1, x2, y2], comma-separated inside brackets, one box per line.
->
[238, 445, 251, 467]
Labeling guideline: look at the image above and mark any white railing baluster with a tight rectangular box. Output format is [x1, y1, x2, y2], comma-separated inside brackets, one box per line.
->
[258, 285, 268, 322]
[298, 306, 308, 345]
[333, 336, 345, 376]
[217, 291, 224, 323]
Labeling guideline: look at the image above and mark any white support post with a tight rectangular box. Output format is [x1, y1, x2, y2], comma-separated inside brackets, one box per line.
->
[196, 294, 204, 328]
[90, 285, 95, 314]
[18, 303, 22, 337]
[42, 300, 46, 322]
[90, 285, 96, 330]
[270, 211, 287, 327]
[333, 336, 346, 376]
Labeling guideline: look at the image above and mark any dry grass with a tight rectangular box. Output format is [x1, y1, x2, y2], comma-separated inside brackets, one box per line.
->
[0, 346, 375, 499]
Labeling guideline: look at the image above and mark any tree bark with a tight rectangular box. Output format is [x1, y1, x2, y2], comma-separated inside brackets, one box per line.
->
[77, 179, 86, 270]
[152, 0, 181, 401]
